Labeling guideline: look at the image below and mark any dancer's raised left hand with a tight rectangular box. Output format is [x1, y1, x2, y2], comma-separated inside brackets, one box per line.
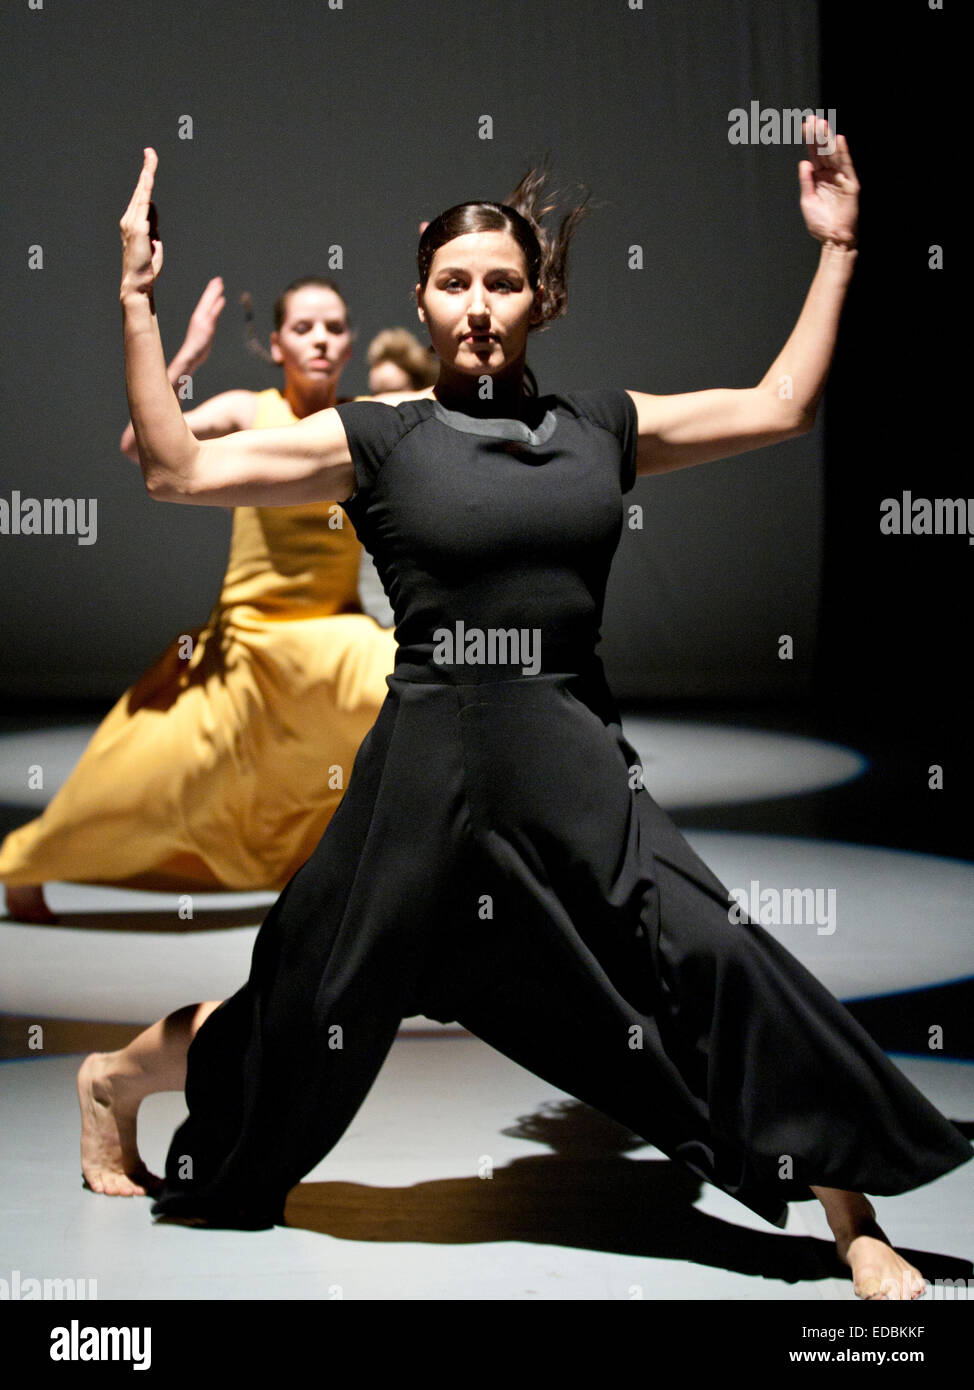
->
[798, 117, 859, 248]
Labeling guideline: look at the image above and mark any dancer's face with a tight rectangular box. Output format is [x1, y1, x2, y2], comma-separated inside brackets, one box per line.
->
[271, 286, 353, 385]
[368, 360, 413, 394]
[416, 231, 543, 380]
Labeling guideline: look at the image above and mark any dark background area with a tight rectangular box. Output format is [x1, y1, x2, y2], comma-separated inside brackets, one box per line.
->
[1, 0, 822, 700]
[809, 0, 970, 856]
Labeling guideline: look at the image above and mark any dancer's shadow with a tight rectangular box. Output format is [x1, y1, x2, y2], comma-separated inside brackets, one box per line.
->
[284, 1099, 973, 1289]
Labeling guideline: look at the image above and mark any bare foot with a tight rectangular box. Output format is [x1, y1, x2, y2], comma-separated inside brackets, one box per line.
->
[4, 883, 59, 924]
[77, 1052, 162, 1197]
[832, 1202, 926, 1300]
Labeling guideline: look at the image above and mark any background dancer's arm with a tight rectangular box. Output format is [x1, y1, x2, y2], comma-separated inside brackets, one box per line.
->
[628, 117, 859, 477]
[120, 148, 354, 506]
[120, 276, 254, 462]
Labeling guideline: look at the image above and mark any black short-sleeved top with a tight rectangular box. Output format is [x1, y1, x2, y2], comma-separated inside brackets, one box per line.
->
[335, 390, 639, 673]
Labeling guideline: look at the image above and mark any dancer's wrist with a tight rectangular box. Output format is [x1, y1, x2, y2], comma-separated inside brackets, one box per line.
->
[120, 285, 156, 315]
[819, 237, 858, 257]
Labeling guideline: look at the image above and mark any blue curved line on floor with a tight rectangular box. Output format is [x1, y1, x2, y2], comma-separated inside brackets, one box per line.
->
[3, 1048, 972, 1070]
[685, 828, 974, 871]
[843, 975, 974, 1005]
[886, 1052, 974, 1070]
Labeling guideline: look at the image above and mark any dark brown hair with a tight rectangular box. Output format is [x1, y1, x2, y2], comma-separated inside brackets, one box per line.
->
[241, 277, 351, 363]
[417, 160, 591, 332]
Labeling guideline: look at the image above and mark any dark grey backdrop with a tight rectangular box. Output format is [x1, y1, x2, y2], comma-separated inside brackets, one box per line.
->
[0, 0, 821, 701]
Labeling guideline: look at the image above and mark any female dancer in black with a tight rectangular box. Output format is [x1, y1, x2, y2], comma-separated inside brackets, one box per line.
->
[116, 123, 970, 1299]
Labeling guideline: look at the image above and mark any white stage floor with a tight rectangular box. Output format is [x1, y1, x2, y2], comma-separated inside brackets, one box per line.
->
[2, 1049, 970, 1301]
[1, 717, 971, 1301]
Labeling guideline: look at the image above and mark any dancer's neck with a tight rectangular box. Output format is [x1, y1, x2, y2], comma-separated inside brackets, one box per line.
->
[282, 379, 340, 420]
[433, 363, 533, 421]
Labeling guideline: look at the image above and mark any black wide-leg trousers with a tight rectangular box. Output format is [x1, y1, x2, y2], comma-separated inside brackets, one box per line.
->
[152, 667, 971, 1229]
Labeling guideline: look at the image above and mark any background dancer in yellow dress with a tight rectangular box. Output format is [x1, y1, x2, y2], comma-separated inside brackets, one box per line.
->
[1, 275, 422, 924]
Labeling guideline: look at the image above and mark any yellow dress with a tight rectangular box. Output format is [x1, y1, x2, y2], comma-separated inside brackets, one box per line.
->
[0, 389, 397, 892]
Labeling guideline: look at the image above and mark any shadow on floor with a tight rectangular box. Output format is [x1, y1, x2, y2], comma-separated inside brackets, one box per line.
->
[282, 1100, 974, 1289]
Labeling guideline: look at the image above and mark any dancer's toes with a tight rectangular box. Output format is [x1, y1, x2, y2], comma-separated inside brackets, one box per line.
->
[4, 883, 59, 924]
[846, 1235, 926, 1301]
[83, 1163, 163, 1198]
[820, 1192, 927, 1301]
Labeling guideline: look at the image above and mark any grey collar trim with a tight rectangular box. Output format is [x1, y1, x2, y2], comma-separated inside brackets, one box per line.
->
[431, 399, 557, 446]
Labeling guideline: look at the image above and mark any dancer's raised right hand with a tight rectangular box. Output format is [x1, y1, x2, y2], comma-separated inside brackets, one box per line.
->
[181, 276, 226, 366]
[119, 147, 163, 302]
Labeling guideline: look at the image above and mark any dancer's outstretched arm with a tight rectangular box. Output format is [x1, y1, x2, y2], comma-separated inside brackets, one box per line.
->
[120, 272, 430, 464]
[120, 148, 354, 507]
[628, 115, 859, 476]
[120, 276, 255, 462]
